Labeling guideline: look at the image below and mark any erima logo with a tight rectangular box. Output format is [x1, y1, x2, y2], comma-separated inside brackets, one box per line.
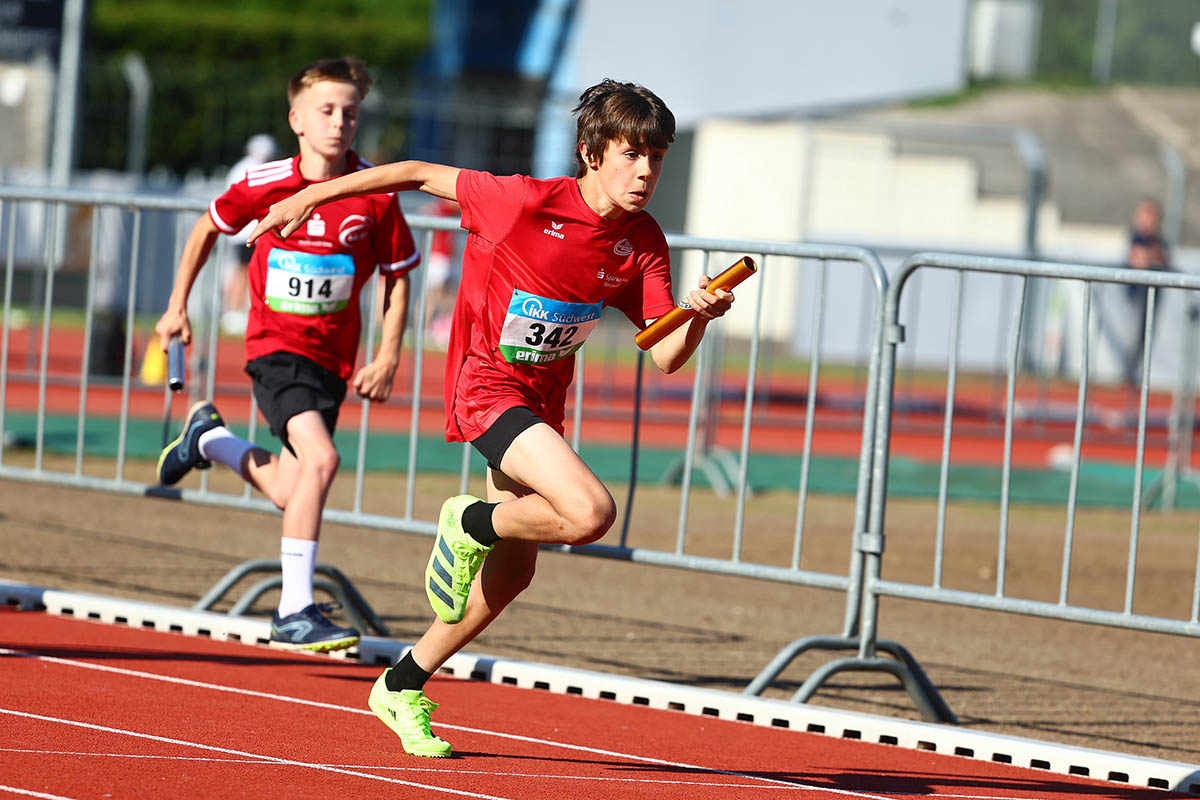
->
[543, 221, 565, 240]
[516, 350, 556, 363]
[521, 297, 549, 319]
[613, 238, 633, 256]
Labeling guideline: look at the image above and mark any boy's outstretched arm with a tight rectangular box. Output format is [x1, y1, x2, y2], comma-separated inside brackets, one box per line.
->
[153, 214, 222, 350]
[353, 271, 410, 402]
[648, 275, 735, 374]
[248, 161, 461, 244]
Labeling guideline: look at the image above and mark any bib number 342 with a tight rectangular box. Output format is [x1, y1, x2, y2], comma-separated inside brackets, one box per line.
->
[498, 290, 602, 364]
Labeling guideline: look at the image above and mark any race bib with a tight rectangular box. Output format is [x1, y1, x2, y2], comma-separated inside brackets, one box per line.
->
[498, 290, 602, 364]
[264, 249, 355, 315]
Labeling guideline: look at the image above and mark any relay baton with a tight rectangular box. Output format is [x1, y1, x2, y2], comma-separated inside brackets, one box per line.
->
[634, 256, 757, 350]
[167, 336, 186, 392]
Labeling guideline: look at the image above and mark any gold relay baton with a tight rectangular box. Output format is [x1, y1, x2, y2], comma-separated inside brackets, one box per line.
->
[634, 256, 757, 350]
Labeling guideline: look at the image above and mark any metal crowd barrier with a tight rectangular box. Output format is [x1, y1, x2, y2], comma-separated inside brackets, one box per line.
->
[0, 184, 899, 712]
[846, 253, 1200, 721]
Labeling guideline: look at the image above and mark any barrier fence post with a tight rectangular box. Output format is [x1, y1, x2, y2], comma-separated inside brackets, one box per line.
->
[860, 253, 1200, 726]
[1144, 298, 1200, 512]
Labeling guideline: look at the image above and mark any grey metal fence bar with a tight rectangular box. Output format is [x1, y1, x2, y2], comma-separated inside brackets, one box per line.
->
[855, 252, 1200, 720]
[0, 200, 12, 468]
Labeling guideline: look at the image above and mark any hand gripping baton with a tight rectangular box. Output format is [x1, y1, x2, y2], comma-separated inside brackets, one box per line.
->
[634, 256, 757, 350]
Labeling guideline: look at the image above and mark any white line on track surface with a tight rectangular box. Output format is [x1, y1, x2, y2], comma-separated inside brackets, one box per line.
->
[2, 647, 1073, 800]
[0, 785, 80, 800]
[0, 748, 812, 792]
[0, 708, 515, 800]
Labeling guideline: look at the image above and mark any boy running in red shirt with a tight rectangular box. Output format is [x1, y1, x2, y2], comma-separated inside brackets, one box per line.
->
[250, 79, 734, 756]
[154, 57, 420, 652]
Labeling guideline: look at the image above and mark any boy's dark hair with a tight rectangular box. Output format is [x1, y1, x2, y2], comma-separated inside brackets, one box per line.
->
[288, 56, 372, 105]
[573, 80, 675, 178]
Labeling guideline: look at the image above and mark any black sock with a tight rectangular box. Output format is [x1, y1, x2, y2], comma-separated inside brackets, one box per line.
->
[461, 501, 499, 546]
[385, 651, 433, 692]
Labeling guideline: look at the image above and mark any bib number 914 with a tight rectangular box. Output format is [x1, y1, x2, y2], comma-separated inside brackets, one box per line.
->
[265, 249, 355, 315]
[288, 276, 334, 300]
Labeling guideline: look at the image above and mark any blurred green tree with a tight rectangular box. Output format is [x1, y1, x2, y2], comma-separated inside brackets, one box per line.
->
[82, 0, 431, 175]
[1037, 0, 1200, 87]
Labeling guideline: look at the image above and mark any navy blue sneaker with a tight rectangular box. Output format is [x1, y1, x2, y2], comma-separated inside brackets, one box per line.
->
[269, 603, 361, 652]
[157, 400, 224, 485]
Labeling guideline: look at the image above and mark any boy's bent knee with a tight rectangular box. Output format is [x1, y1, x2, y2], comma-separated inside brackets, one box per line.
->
[301, 447, 340, 485]
[560, 491, 616, 546]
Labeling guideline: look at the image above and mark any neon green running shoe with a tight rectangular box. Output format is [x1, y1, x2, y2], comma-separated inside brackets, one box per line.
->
[368, 671, 452, 758]
[425, 494, 492, 624]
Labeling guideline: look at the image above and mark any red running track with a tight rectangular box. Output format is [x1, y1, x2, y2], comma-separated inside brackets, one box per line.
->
[0, 610, 1177, 800]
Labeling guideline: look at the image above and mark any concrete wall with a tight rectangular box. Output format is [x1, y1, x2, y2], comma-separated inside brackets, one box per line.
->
[558, 0, 969, 124]
[673, 116, 1182, 385]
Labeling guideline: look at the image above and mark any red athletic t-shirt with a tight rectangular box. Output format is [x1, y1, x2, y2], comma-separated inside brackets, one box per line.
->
[445, 170, 677, 442]
[209, 152, 420, 380]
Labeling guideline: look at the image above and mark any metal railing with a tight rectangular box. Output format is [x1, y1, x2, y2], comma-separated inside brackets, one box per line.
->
[854, 254, 1200, 708]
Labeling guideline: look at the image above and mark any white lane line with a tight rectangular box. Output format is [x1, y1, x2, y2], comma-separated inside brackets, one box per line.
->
[0, 749, 807, 792]
[0, 647, 895, 799]
[0, 708, 513, 800]
[0, 748, 268, 764]
[0, 786, 80, 800]
[0, 749, 1076, 798]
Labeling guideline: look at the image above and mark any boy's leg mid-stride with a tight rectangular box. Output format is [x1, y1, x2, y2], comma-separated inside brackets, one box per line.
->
[423, 414, 615, 625]
[157, 393, 360, 653]
[364, 412, 616, 756]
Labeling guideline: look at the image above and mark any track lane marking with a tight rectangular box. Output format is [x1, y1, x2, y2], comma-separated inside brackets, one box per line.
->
[0, 708, 514, 800]
[0, 747, 1078, 800]
[0, 786, 80, 800]
[2, 647, 894, 798]
[0, 748, 814, 792]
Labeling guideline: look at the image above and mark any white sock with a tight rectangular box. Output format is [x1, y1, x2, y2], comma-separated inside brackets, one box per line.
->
[198, 427, 255, 474]
[278, 537, 317, 617]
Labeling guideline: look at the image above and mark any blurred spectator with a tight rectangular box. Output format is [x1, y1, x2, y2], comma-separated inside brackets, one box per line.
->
[221, 133, 279, 333]
[1123, 198, 1171, 388]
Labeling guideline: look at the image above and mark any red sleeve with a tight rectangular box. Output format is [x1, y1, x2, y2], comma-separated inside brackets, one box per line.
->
[208, 180, 258, 235]
[609, 227, 676, 328]
[455, 169, 526, 243]
[376, 193, 421, 274]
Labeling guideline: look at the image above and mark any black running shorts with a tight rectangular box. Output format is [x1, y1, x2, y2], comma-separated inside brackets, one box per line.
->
[470, 406, 544, 471]
[244, 351, 346, 456]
